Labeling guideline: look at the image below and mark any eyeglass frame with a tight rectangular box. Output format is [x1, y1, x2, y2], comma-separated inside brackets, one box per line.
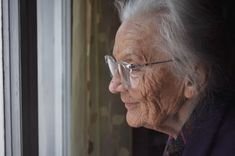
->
[104, 55, 173, 88]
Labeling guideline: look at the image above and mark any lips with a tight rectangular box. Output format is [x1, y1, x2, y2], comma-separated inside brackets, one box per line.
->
[124, 102, 138, 110]
[121, 95, 139, 110]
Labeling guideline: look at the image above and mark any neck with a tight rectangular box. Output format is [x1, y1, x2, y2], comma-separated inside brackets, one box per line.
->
[155, 99, 197, 139]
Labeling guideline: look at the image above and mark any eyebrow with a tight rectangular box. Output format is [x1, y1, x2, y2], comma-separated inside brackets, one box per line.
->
[114, 51, 144, 63]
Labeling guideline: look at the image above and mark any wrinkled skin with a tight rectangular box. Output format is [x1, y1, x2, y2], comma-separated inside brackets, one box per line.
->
[108, 15, 194, 137]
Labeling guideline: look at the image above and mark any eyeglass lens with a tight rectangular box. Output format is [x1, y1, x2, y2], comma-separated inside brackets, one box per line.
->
[106, 57, 117, 76]
[106, 56, 131, 88]
[118, 64, 131, 88]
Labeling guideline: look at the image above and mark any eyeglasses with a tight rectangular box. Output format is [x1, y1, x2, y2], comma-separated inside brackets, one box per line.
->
[105, 55, 173, 88]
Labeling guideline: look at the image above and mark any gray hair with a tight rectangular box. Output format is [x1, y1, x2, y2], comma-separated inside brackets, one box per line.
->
[115, 0, 226, 98]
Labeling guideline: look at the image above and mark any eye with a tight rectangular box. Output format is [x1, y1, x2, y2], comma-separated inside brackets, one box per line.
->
[126, 64, 141, 78]
[130, 67, 141, 72]
[127, 64, 140, 71]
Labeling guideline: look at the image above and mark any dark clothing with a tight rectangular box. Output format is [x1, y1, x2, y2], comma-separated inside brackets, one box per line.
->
[165, 91, 235, 156]
[183, 102, 235, 155]
[163, 134, 185, 156]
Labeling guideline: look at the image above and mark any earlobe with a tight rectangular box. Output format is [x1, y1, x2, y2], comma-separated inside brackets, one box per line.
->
[184, 79, 195, 99]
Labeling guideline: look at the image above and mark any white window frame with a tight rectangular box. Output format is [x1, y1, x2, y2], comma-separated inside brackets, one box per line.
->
[37, 0, 71, 155]
[2, 0, 71, 155]
[2, 0, 22, 156]
[0, 0, 5, 155]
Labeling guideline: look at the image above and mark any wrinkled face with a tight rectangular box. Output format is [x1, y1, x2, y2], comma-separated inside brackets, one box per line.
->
[109, 16, 186, 131]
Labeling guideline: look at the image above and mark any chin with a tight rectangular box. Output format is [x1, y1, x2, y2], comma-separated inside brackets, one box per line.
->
[126, 111, 144, 128]
[126, 109, 163, 130]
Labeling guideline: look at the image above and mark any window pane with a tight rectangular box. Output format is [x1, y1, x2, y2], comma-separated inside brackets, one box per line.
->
[0, 0, 5, 155]
[37, 0, 71, 155]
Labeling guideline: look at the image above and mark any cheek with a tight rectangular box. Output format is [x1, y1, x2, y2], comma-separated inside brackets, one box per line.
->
[158, 74, 185, 115]
[145, 69, 185, 117]
[130, 73, 158, 101]
[130, 71, 164, 125]
[130, 68, 184, 126]
[130, 77, 140, 88]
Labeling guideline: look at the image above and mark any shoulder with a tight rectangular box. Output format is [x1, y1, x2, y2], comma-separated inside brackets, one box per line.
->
[183, 98, 235, 156]
[210, 104, 235, 155]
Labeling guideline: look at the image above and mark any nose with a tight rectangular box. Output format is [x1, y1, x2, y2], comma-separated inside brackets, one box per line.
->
[109, 74, 126, 94]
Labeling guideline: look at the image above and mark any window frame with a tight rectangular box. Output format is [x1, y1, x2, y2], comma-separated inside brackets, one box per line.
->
[37, 0, 71, 155]
[3, 0, 22, 155]
[0, 0, 5, 155]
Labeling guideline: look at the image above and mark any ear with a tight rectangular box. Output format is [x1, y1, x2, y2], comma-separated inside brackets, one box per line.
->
[184, 65, 207, 99]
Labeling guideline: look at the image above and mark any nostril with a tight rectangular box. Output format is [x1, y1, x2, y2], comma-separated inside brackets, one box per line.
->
[109, 79, 118, 93]
[108, 77, 126, 93]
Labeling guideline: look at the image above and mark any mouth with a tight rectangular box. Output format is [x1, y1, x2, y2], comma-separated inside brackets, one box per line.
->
[120, 95, 139, 110]
[124, 102, 138, 110]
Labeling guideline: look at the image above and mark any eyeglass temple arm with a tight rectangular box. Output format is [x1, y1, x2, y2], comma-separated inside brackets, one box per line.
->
[135, 59, 173, 68]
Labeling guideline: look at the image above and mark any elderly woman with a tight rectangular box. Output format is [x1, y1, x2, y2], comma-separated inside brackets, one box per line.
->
[105, 0, 235, 155]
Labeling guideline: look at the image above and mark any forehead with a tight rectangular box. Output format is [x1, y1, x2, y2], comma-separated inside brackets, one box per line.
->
[113, 16, 163, 61]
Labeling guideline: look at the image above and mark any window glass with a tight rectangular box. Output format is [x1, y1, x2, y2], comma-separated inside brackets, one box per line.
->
[0, 0, 5, 155]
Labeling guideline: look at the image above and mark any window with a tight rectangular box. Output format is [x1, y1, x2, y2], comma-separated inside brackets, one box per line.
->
[2, 0, 132, 156]
[0, 0, 5, 155]
[37, 0, 71, 155]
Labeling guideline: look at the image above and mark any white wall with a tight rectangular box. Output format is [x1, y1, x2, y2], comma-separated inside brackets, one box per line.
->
[0, 0, 5, 155]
